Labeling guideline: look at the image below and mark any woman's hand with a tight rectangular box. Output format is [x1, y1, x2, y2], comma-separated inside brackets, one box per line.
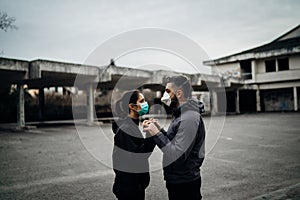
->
[144, 118, 161, 128]
[143, 122, 160, 136]
[142, 119, 151, 128]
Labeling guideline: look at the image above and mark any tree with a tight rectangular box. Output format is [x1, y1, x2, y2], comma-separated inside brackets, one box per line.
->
[0, 11, 17, 32]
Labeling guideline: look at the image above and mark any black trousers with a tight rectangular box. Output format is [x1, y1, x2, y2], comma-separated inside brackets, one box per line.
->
[112, 172, 150, 200]
[113, 183, 145, 200]
[115, 190, 145, 200]
[166, 178, 202, 200]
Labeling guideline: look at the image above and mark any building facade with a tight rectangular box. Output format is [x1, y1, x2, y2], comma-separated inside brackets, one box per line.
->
[204, 24, 300, 113]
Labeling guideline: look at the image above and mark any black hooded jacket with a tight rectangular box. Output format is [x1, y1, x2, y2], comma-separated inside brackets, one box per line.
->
[112, 117, 156, 194]
[153, 99, 206, 184]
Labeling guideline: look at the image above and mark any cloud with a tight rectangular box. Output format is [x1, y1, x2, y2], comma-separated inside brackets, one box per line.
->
[0, 0, 299, 72]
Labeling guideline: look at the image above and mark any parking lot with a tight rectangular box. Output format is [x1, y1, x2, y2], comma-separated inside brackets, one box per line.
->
[0, 113, 299, 200]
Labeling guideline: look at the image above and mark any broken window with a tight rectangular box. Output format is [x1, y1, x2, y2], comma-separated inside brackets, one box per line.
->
[240, 60, 252, 79]
[278, 57, 289, 71]
[265, 59, 276, 72]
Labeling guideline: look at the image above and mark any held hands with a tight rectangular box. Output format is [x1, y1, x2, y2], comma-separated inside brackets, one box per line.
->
[142, 118, 161, 136]
[143, 118, 161, 129]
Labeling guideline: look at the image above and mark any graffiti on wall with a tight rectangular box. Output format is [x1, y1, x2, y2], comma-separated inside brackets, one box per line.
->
[263, 89, 294, 111]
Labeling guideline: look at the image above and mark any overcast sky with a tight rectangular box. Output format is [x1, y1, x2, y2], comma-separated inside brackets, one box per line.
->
[0, 0, 299, 74]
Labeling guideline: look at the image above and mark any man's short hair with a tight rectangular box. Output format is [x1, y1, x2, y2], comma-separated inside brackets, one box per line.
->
[165, 76, 192, 98]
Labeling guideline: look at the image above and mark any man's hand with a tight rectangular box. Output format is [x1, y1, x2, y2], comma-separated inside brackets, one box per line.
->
[151, 118, 161, 130]
[143, 118, 161, 129]
[143, 122, 160, 136]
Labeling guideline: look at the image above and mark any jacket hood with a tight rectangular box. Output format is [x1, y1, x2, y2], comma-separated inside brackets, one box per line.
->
[186, 98, 205, 114]
[173, 98, 205, 117]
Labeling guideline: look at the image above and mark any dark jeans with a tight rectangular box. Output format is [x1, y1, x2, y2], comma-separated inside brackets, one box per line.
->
[166, 178, 202, 200]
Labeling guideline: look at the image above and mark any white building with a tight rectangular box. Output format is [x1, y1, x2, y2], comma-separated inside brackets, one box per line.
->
[204, 24, 300, 113]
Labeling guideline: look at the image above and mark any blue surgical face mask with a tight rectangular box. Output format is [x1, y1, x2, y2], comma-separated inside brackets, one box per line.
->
[137, 102, 149, 116]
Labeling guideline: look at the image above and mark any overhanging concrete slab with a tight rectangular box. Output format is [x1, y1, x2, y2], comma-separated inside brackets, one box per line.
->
[1, 57, 221, 91]
[27, 59, 101, 88]
[0, 57, 29, 88]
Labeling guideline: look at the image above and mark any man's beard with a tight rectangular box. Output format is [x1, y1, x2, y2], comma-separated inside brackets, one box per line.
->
[169, 96, 179, 110]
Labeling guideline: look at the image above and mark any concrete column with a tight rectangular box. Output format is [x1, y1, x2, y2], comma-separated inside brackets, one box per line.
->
[236, 89, 240, 114]
[86, 83, 95, 124]
[210, 89, 218, 115]
[72, 87, 78, 95]
[156, 91, 162, 98]
[293, 87, 298, 111]
[17, 84, 25, 128]
[39, 88, 45, 121]
[251, 60, 256, 81]
[256, 87, 261, 112]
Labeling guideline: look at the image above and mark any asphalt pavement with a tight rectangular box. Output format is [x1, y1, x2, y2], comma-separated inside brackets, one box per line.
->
[0, 113, 299, 200]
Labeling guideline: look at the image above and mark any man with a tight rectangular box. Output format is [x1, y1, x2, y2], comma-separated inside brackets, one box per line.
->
[143, 76, 206, 200]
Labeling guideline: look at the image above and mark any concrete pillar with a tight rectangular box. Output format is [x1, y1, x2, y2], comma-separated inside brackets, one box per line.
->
[251, 60, 256, 81]
[236, 89, 240, 114]
[210, 89, 218, 115]
[256, 87, 261, 112]
[72, 87, 78, 95]
[156, 91, 162, 98]
[39, 88, 45, 121]
[17, 84, 25, 128]
[86, 83, 95, 124]
[293, 87, 298, 111]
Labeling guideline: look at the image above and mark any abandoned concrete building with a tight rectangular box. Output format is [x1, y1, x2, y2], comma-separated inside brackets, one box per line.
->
[204, 24, 300, 113]
[0, 25, 299, 128]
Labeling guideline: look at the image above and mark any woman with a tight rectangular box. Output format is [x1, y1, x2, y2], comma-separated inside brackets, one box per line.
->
[112, 90, 155, 200]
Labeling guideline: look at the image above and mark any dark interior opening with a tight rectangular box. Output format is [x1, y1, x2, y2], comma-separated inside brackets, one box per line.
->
[240, 60, 252, 79]
[239, 90, 256, 112]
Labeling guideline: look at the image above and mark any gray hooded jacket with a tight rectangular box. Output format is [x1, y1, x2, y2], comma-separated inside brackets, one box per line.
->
[153, 99, 206, 184]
